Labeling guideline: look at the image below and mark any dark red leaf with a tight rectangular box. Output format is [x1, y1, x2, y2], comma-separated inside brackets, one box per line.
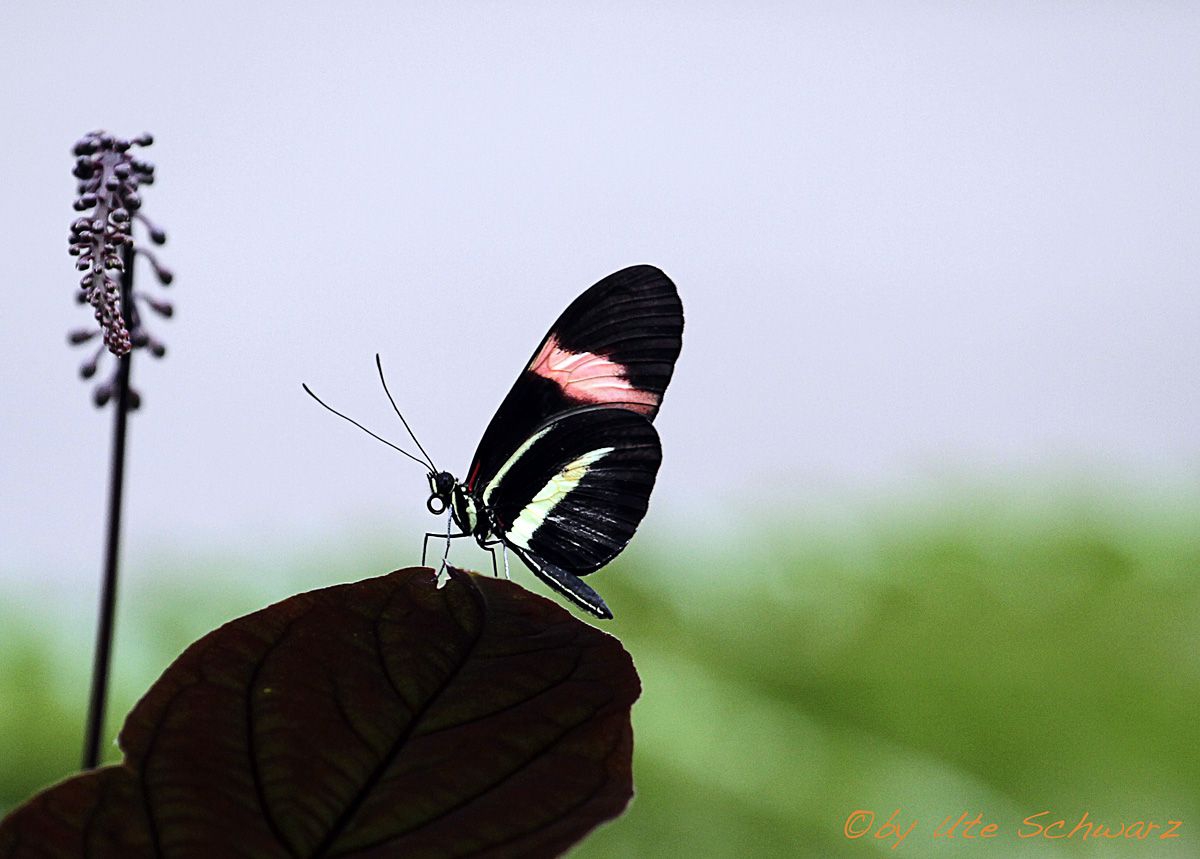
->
[0, 567, 639, 858]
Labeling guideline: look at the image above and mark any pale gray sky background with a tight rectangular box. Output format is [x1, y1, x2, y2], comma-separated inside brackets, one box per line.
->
[2, 3, 1198, 584]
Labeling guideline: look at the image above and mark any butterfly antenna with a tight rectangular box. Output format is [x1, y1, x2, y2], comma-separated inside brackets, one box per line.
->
[375, 353, 438, 472]
[301, 383, 432, 471]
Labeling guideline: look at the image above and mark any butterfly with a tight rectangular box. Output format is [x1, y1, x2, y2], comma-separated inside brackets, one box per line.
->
[305, 265, 683, 619]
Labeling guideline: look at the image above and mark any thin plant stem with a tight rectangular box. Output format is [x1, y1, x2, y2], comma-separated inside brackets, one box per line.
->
[82, 243, 135, 770]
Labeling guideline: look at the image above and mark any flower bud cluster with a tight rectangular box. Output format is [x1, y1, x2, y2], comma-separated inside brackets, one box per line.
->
[67, 130, 174, 408]
[69, 131, 157, 355]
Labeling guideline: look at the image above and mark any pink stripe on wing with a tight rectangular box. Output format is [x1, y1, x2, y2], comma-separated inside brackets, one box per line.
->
[530, 335, 659, 413]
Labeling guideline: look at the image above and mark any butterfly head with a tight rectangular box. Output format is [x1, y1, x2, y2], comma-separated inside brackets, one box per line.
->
[426, 470, 456, 515]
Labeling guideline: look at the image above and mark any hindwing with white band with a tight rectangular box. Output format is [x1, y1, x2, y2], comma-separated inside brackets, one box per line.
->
[480, 406, 662, 612]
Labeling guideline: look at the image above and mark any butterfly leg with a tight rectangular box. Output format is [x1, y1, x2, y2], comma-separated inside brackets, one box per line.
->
[422, 512, 472, 585]
[478, 539, 503, 578]
[486, 542, 511, 580]
[436, 510, 453, 583]
[478, 539, 511, 580]
[421, 532, 472, 564]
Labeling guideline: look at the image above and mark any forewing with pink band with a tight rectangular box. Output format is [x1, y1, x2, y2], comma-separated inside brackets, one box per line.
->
[465, 265, 683, 495]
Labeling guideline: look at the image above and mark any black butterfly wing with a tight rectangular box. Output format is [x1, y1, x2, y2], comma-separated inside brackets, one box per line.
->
[464, 265, 682, 495]
[480, 406, 663, 618]
[508, 551, 614, 620]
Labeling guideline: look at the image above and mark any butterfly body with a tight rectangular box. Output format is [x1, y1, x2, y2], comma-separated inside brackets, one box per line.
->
[425, 264, 683, 619]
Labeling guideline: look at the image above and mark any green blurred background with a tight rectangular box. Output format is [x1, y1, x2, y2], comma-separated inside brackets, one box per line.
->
[3, 484, 1196, 857]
